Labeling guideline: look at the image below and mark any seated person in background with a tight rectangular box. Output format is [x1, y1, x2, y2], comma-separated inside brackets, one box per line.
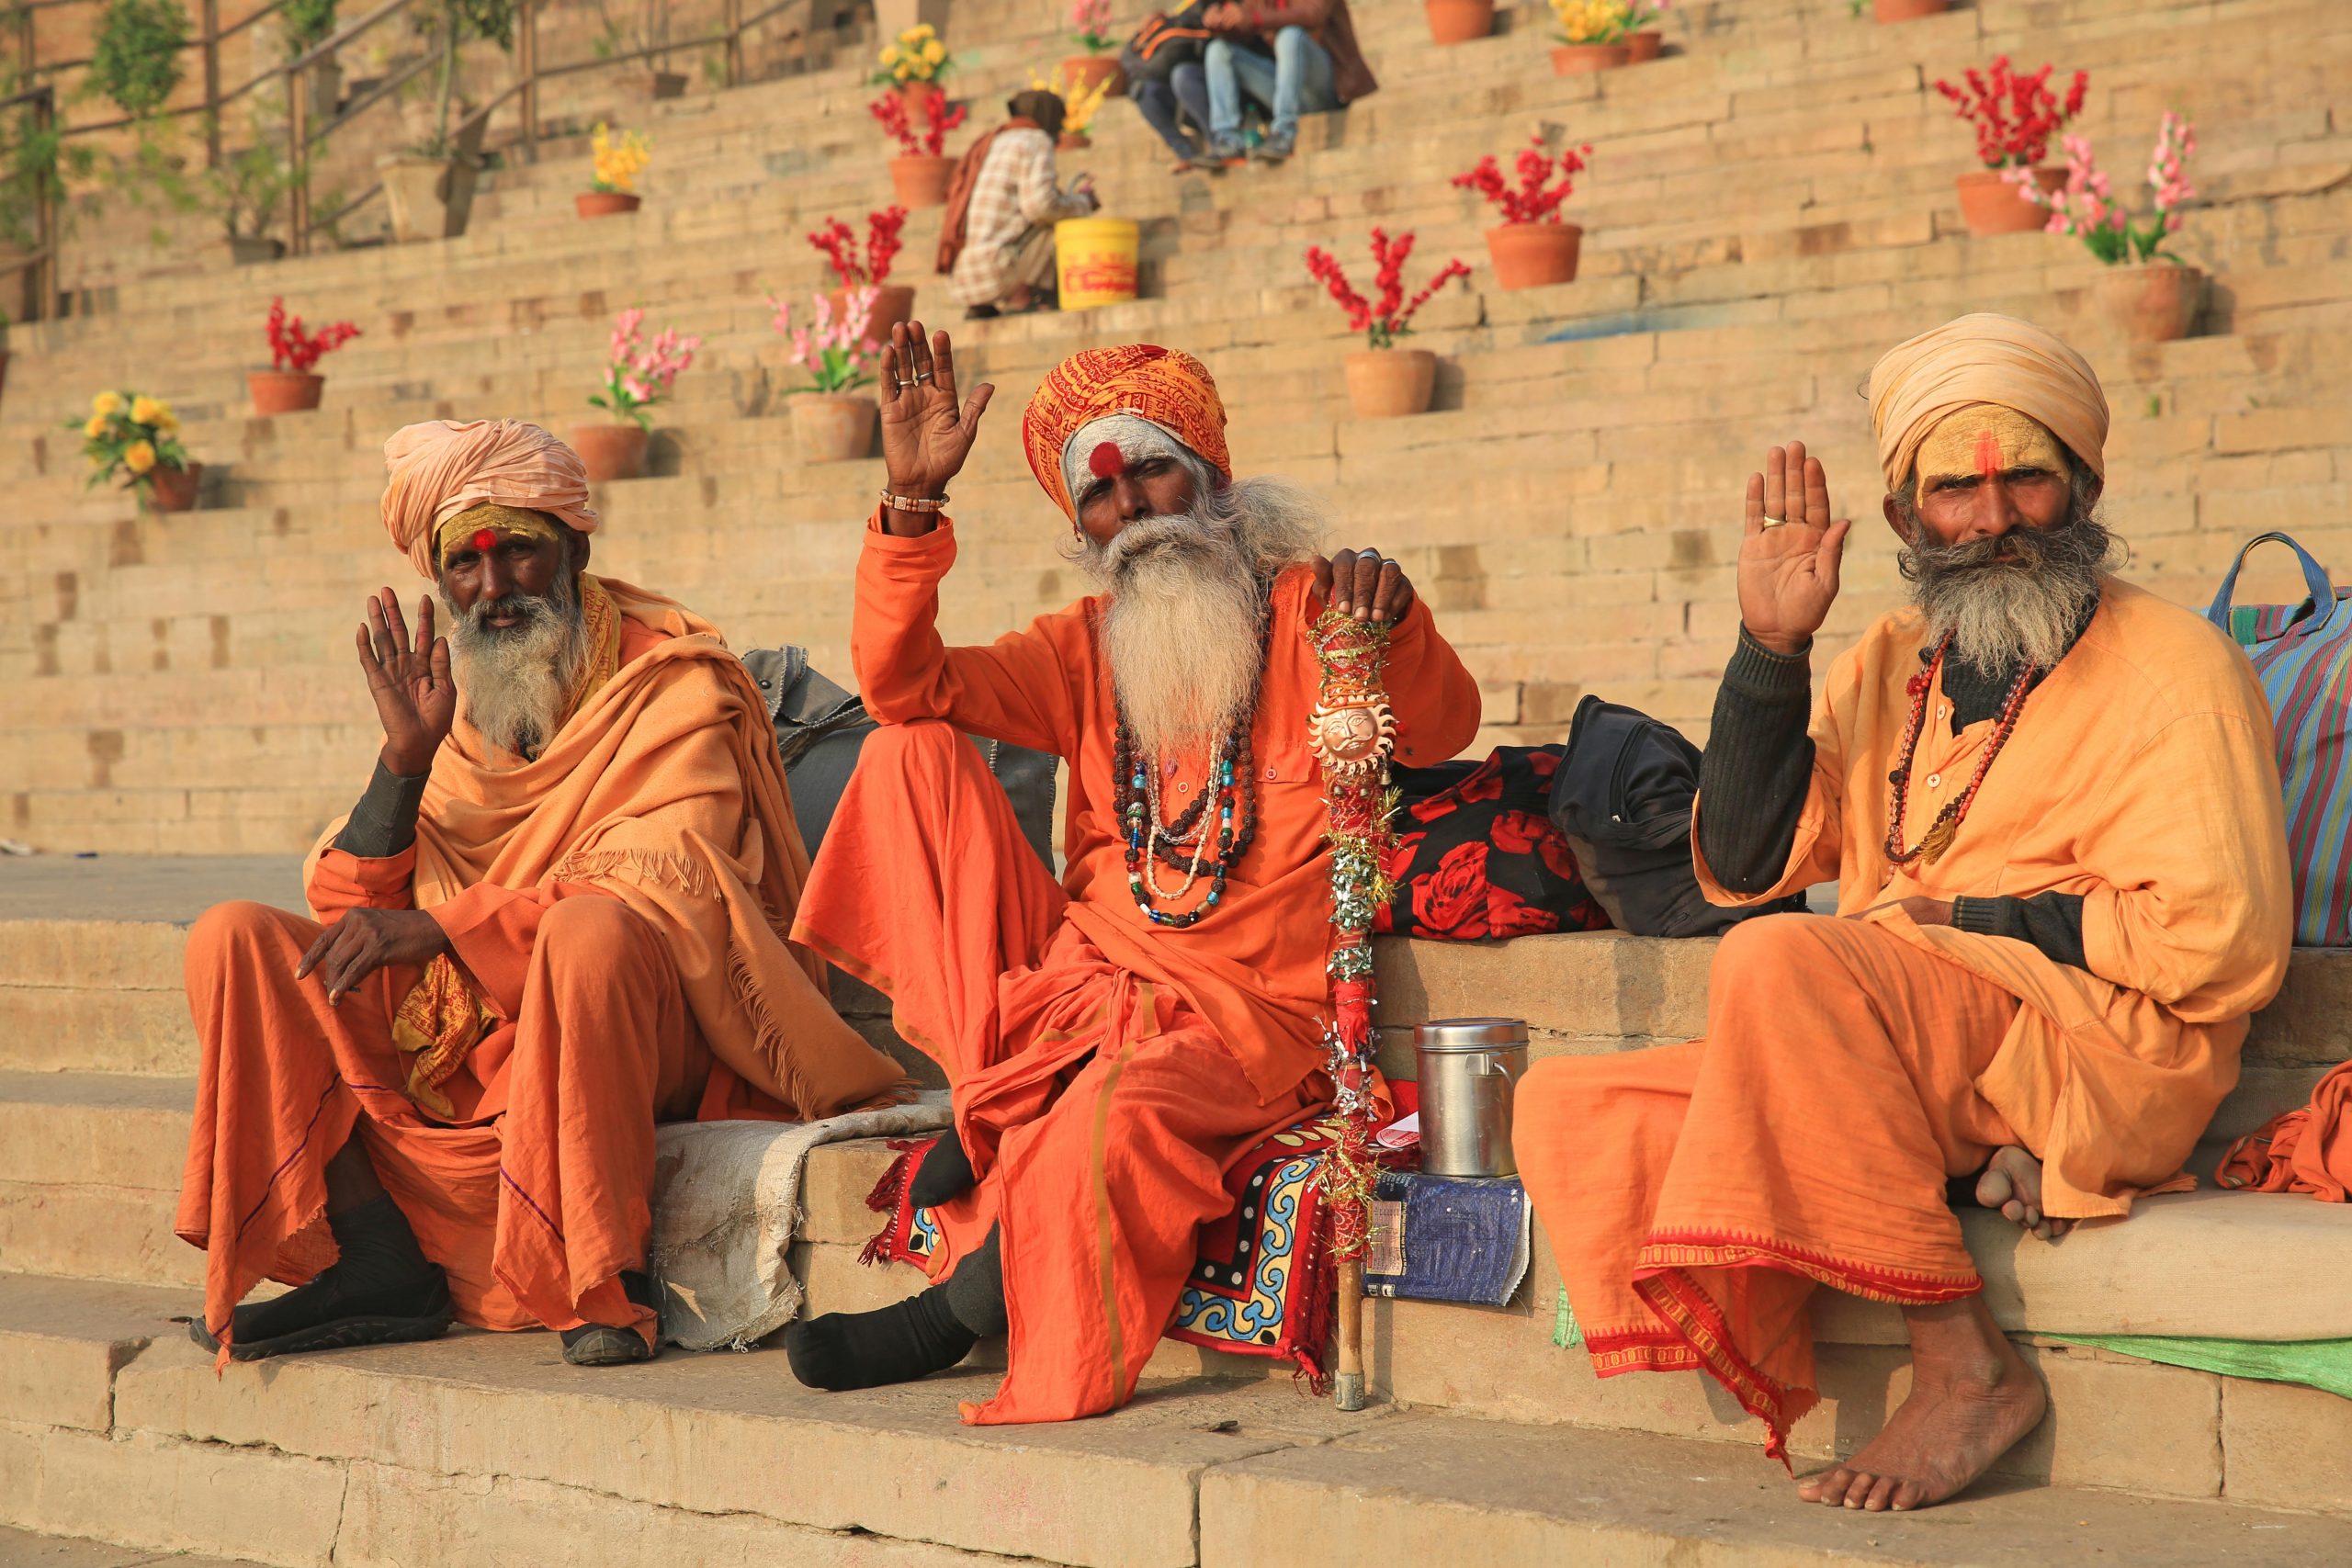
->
[1513, 314, 2293, 1512]
[940, 88, 1099, 320]
[1124, 5, 1218, 172]
[177, 419, 907, 1369]
[1202, 0, 1376, 165]
[783, 327, 1478, 1421]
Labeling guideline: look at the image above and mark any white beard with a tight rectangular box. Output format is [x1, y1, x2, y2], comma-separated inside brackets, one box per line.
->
[445, 571, 589, 761]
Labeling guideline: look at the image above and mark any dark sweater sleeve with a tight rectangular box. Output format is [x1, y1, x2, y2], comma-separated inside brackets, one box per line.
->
[331, 760, 431, 858]
[1695, 629, 1815, 896]
[1951, 892, 2087, 970]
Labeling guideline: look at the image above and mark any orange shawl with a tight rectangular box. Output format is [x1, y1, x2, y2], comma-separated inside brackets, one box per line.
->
[308, 574, 910, 1120]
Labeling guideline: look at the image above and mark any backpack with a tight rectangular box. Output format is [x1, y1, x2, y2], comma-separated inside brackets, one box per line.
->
[738, 646, 1057, 868]
[1121, 6, 1211, 83]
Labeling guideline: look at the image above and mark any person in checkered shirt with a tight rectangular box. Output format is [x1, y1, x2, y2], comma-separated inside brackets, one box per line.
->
[945, 90, 1100, 319]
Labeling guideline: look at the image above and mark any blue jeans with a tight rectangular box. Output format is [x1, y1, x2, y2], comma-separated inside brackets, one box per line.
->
[1204, 26, 1336, 144]
[1130, 62, 1211, 160]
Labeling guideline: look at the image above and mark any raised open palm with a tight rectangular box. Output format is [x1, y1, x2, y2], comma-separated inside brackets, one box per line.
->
[878, 321, 995, 501]
[1736, 441, 1851, 655]
[358, 587, 456, 776]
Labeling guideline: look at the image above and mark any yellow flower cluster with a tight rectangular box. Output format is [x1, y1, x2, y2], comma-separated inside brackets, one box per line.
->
[85, 389, 178, 439]
[877, 22, 951, 83]
[591, 122, 651, 194]
[125, 441, 158, 474]
[1550, 0, 1631, 43]
[1028, 64, 1115, 136]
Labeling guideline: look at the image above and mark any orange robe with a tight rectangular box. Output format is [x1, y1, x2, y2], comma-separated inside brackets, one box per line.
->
[1514, 578, 2293, 1461]
[792, 514, 1480, 1424]
[179, 579, 907, 1355]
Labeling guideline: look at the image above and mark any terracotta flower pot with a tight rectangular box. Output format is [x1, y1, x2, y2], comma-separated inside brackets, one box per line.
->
[1551, 42, 1632, 75]
[1485, 222, 1582, 290]
[899, 80, 947, 117]
[791, 393, 879, 463]
[145, 462, 202, 513]
[1874, 0, 1951, 19]
[572, 423, 650, 482]
[1057, 131, 1091, 152]
[249, 369, 325, 416]
[889, 153, 956, 209]
[2094, 264, 2205, 344]
[1424, 0, 1493, 45]
[1344, 348, 1438, 420]
[1059, 55, 1126, 99]
[576, 190, 641, 219]
[1954, 166, 2064, 237]
[1625, 29, 1662, 61]
[827, 283, 918, 346]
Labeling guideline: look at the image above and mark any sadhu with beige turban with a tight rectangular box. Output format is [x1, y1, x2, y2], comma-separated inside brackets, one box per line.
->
[781, 323, 1479, 1420]
[1514, 313, 2292, 1512]
[177, 418, 908, 1370]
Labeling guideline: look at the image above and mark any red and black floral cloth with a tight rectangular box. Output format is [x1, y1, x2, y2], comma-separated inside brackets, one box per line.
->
[1375, 746, 1611, 942]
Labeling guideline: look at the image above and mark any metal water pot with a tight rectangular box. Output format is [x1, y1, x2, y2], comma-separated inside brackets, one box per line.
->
[1413, 1017, 1530, 1178]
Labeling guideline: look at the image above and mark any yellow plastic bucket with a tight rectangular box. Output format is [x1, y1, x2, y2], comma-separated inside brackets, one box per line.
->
[1055, 218, 1139, 310]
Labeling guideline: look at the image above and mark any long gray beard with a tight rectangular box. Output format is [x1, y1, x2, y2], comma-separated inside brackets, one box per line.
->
[1901, 507, 2121, 678]
[1074, 472, 1320, 758]
[444, 570, 589, 761]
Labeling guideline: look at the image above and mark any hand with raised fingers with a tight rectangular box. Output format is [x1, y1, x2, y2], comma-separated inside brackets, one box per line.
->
[1313, 547, 1417, 625]
[357, 586, 455, 776]
[1736, 440, 1850, 657]
[878, 321, 995, 506]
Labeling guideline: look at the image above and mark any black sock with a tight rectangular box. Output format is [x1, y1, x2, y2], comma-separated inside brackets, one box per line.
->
[943, 1228, 1007, 1337]
[232, 1195, 443, 1344]
[785, 1286, 977, 1392]
[909, 1133, 978, 1210]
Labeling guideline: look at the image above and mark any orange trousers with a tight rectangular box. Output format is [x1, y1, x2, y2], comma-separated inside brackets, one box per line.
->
[795, 722, 1323, 1425]
[1513, 913, 2022, 1461]
[176, 896, 707, 1354]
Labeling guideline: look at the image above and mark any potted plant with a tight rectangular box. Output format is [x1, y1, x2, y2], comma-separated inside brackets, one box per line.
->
[577, 307, 698, 482]
[1623, 0, 1669, 60]
[771, 288, 883, 463]
[69, 389, 198, 513]
[1871, 0, 1951, 20]
[381, 0, 514, 243]
[88, 0, 189, 120]
[1029, 63, 1116, 150]
[1062, 1, 1125, 99]
[873, 88, 967, 209]
[251, 298, 360, 415]
[283, 0, 343, 117]
[872, 21, 955, 114]
[209, 141, 297, 263]
[2014, 112, 2205, 344]
[578, 121, 648, 218]
[1453, 134, 1592, 290]
[1548, 0, 1632, 75]
[1426, 0, 1494, 46]
[808, 206, 913, 344]
[1304, 229, 1471, 420]
[1935, 56, 2086, 237]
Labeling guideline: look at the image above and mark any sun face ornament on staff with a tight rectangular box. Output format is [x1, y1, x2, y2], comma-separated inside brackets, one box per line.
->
[1309, 608, 1401, 1411]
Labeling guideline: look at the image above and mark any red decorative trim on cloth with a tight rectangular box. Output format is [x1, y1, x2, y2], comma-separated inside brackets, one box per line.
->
[1633, 1268, 1817, 1467]
[1637, 1228, 1982, 1306]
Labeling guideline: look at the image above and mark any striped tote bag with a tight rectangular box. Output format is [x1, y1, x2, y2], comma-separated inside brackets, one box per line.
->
[2205, 532, 2352, 946]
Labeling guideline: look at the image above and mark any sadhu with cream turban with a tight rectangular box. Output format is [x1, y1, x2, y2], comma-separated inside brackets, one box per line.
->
[784, 321, 1479, 1420]
[1514, 312, 2291, 1511]
[178, 417, 908, 1371]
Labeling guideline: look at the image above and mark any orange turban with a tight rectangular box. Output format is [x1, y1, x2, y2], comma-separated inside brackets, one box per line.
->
[1021, 344, 1230, 518]
[380, 419, 600, 578]
[1867, 312, 2109, 493]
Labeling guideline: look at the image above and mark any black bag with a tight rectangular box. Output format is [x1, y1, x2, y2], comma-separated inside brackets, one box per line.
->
[1121, 6, 1211, 84]
[1545, 694, 1800, 938]
[739, 646, 1057, 868]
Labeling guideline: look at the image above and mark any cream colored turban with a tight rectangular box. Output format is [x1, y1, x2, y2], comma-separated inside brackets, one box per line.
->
[1867, 313, 2109, 493]
[380, 419, 599, 578]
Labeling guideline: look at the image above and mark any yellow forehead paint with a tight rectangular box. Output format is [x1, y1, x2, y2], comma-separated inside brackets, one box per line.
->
[1913, 402, 2068, 489]
[434, 502, 561, 567]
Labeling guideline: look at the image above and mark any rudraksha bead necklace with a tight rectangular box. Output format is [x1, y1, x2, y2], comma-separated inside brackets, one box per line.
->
[1883, 633, 2038, 868]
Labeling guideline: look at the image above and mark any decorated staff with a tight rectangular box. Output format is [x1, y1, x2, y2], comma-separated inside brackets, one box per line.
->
[1309, 608, 1401, 1412]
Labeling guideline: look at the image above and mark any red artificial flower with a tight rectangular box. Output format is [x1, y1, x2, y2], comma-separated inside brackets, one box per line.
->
[265, 297, 361, 373]
[871, 87, 967, 157]
[1453, 134, 1593, 225]
[1933, 55, 2089, 169]
[1303, 229, 1471, 348]
[808, 205, 910, 287]
[1411, 841, 1490, 939]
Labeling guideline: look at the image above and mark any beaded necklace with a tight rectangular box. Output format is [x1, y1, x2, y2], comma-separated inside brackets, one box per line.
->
[1882, 634, 2038, 868]
[1113, 621, 1270, 928]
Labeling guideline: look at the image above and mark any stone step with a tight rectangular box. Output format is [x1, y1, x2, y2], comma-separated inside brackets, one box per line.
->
[0, 1522, 269, 1567]
[2, 1270, 2347, 1566]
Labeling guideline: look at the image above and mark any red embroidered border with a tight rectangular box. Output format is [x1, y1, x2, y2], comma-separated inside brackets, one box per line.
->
[1638, 1227, 1981, 1306]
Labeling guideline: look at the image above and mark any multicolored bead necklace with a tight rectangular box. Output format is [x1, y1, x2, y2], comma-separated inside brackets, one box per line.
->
[1113, 631, 1268, 928]
[1883, 633, 2038, 868]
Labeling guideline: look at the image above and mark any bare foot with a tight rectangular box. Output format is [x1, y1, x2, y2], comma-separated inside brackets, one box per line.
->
[1796, 1296, 2047, 1512]
[1975, 1145, 2071, 1239]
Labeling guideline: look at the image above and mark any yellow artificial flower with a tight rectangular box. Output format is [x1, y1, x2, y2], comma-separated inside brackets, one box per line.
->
[903, 23, 934, 41]
[155, 409, 181, 434]
[877, 43, 899, 66]
[92, 390, 124, 417]
[83, 412, 108, 439]
[591, 122, 650, 193]
[922, 38, 945, 64]
[123, 441, 157, 475]
[130, 395, 164, 426]
[893, 61, 911, 80]
[1549, 0, 1630, 43]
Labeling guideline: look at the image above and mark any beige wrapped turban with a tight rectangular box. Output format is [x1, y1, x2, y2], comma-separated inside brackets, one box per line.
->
[1867, 313, 2109, 493]
[380, 419, 599, 578]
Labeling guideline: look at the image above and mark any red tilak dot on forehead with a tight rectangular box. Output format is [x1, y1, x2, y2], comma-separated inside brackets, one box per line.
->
[1973, 427, 2004, 478]
[1088, 441, 1126, 480]
[471, 528, 498, 553]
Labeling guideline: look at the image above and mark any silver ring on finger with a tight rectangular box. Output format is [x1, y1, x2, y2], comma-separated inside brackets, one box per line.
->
[915, 370, 933, 383]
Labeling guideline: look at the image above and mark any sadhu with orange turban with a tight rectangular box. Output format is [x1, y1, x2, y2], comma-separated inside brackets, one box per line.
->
[177, 417, 908, 1370]
[783, 323, 1480, 1420]
[1513, 311, 2292, 1511]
